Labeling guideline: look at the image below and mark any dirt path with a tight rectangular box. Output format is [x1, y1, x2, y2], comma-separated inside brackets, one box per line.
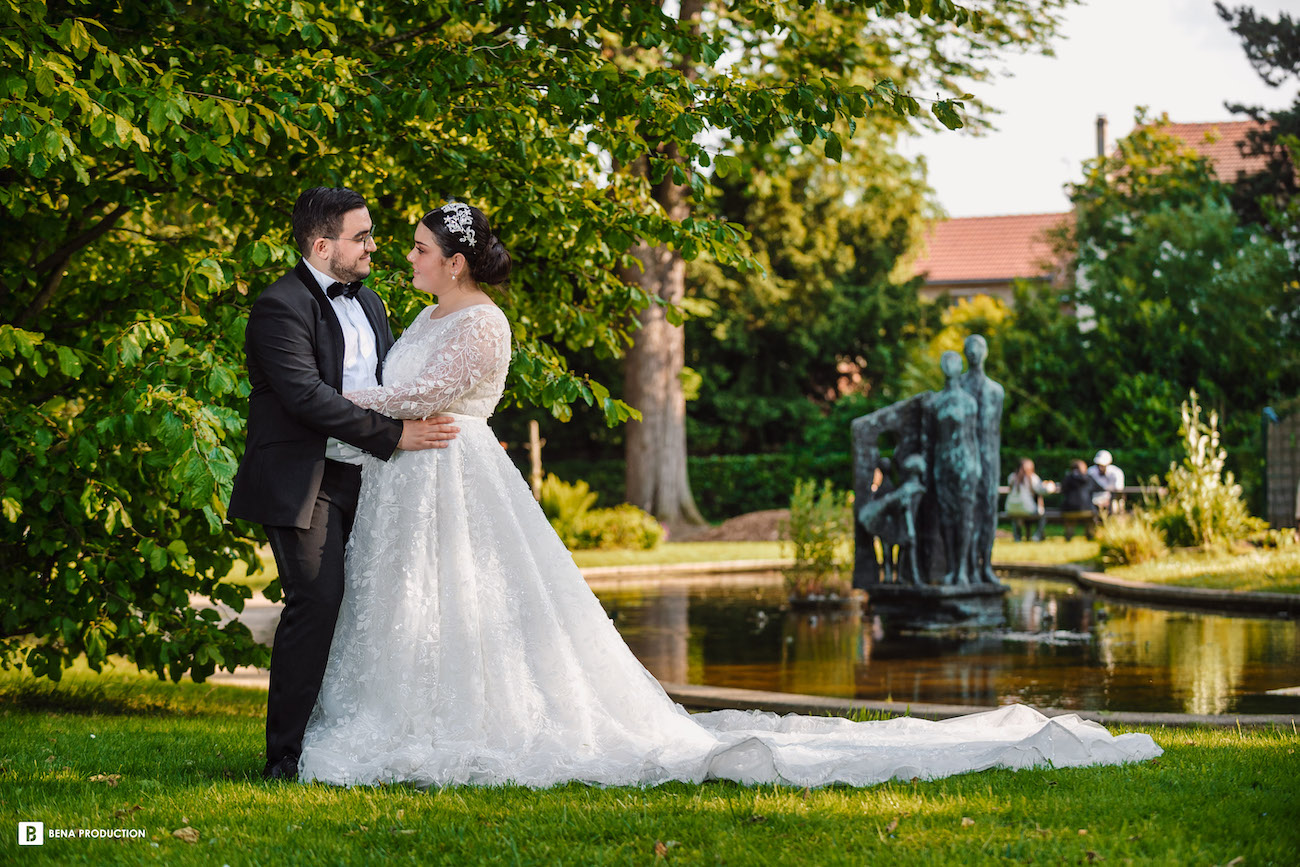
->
[677, 509, 789, 542]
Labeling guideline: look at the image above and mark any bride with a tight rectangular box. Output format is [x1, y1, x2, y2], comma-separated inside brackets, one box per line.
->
[297, 203, 1160, 788]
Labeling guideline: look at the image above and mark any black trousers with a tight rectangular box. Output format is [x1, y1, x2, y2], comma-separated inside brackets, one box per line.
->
[262, 460, 363, 770]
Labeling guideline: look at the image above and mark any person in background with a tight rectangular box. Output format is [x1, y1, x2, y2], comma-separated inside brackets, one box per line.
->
[1293, 477, 1300, 529]
[1059, 459, 1100, 540]
[1088, 449, 1125, 514]
[1005, 457, 1055, 542]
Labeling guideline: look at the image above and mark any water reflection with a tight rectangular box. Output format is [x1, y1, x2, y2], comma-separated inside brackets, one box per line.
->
[594, 574, 1300, 715]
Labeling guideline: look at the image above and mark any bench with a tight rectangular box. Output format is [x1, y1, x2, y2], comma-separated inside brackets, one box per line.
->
[997, 509, 1098, 540]
[995, 485, 1163, 541]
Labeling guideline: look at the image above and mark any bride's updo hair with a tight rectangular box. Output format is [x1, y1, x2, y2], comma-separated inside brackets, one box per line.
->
[421, 202, 512, 287]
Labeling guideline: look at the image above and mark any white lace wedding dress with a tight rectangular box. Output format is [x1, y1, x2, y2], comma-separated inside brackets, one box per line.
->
[297, 303, 1161, 788]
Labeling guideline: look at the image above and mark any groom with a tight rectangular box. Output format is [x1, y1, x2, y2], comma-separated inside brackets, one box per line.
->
[228, 187, 457, 780]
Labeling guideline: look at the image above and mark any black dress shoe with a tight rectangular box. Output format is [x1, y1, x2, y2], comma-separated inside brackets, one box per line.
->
[263, 756, 298, 781]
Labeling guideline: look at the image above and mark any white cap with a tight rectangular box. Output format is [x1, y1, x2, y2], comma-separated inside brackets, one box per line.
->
[1093, 449, 1112, 466]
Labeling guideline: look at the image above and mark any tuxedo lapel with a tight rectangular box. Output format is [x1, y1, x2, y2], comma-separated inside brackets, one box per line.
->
[356, 291, 395, 383]
[294, 259, 347, 389]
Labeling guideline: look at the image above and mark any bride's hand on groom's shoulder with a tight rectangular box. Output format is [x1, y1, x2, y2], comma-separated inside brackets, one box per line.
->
[398, 417, 460, 450]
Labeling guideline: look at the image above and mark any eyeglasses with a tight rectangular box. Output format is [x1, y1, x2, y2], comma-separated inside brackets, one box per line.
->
[327, 231, 377, 245]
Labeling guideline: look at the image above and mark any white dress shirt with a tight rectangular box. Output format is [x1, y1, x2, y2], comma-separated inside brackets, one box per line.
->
[1087, 463, 1125, 511]
[304, 260, 380, 465]
[1088, 463, 1125, 492]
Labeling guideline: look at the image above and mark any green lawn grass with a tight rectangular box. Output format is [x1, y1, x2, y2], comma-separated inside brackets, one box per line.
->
[991, 536, 1101, 567]
[2, 669, 1297, 865]
[572, 541, 786, 569]
[994, 534, 1300, 595]
[227, 537, 1099, 579]
[1108, 547, 1300, 595]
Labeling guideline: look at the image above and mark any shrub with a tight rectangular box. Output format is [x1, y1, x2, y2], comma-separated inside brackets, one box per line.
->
[538, 473, 597, 548]
[779, 479, 854, 598]
[1097, 510, 1168, 567]
[538, 459, 624, 506]
[1149, 391, 1266, 549]
[573, 504, 664, 550]
[1249, 528, 1299, 549]
[538, 474, 663, 550]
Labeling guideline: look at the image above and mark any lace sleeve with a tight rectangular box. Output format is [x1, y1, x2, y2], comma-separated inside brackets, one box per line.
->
[345, 307, 510, 418]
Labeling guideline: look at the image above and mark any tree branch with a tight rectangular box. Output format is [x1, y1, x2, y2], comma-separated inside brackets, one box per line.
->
[30, 204, 131, 277]
[15, 268, 68, 329]
[373, 17, 451, 50]
[17, 204, 131, 327]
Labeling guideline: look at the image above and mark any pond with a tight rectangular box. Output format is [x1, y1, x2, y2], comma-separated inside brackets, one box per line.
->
[592, 573, 1300, 716]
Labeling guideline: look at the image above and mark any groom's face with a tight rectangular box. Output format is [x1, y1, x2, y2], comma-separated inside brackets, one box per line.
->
[324, 207, 376, 283]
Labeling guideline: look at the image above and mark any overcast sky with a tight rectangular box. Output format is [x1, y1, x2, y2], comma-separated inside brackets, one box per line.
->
[904, 0, 1300, 218]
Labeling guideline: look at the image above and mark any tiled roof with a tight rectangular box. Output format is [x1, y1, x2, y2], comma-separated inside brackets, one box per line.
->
[915, 121, 1275, 288]
[1158, 120, 1274, 182]
[913, 212, 1071, 284]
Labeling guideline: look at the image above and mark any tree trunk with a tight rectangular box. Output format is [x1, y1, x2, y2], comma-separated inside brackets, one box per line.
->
[622, 0, 706, 531]
[623, 225, 705, 528]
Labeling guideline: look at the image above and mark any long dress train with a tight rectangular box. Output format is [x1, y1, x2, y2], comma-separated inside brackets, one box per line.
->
[297, 304, 1160, 788]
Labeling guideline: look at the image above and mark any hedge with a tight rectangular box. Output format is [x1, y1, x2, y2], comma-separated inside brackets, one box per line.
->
[536, 445, 1180, 523]
[540, 452, 848, 522]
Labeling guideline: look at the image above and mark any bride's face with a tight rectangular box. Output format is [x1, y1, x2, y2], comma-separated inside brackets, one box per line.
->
[407, 222, 459, 296]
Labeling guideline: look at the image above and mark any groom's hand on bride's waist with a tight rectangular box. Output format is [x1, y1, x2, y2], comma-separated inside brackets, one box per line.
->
[397, 416, 460, 450]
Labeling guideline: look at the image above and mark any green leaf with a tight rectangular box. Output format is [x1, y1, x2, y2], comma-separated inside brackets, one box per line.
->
[825, 133, 843, 162]
[192, 258, 225, 291]
[207, 365, 237, 396]
[34, 64, 55, 96]
[55, 345, 82, 377]
[714, 155, 741, 178]
[148, 98, 168, 134]
[932, 99, 964, 130]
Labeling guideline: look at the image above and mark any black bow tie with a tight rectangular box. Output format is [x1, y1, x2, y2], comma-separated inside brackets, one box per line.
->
[327, 280, 363, 300]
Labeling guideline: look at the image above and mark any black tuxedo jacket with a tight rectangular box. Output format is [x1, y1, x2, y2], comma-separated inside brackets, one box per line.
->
[228, 260, 403, 529]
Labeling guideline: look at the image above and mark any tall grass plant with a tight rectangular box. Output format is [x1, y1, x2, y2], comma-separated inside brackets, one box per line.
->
[779, 479, 853, 598]
[1096, 510, 1168, 567]
[1150, 391, 1265, 548]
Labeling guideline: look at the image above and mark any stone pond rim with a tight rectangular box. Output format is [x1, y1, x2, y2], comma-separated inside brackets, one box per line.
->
[994, 562, 1300, 618]
[583, 558, 1300, 619]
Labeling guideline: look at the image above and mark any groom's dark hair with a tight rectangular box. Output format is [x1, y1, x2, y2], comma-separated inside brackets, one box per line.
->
[292, 187, 367, 254]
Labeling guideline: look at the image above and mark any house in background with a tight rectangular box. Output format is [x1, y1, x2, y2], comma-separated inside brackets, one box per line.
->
[911, 211, 1071, 304]
[912, 117, 1271, 305]
[1160, 119, 1274, 183]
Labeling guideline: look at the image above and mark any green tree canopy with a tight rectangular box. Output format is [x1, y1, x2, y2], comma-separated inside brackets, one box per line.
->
[491, 0, 1075, 472]
[1, 0, 986, 681]
[1067, 114, 1294, 449]
[686, 134, 933, 454]
[991, 114, 1296, 483]
[1216, 2, 1300, 241]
